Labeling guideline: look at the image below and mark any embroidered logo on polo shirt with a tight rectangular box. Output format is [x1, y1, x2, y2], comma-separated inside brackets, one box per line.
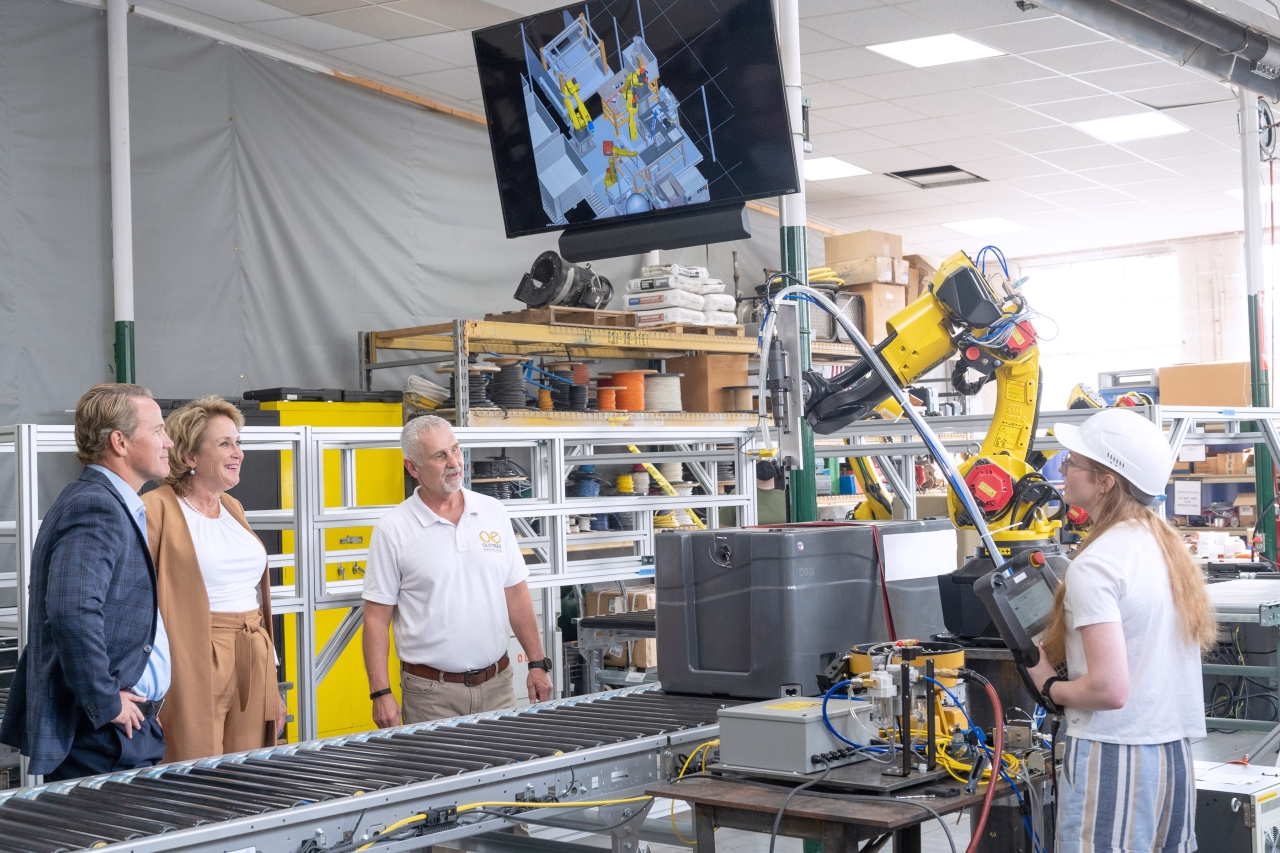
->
[479, 530, 503, 552]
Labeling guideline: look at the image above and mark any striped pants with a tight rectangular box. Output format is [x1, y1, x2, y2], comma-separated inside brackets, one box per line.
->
[1057, 735, 1196, 853]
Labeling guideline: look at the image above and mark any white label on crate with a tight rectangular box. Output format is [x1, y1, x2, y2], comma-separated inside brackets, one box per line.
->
[882, 528, 959, 580]
[625, 670, 646, 683]
[1174, 480, 1202, 515]
[607, 643, 625, 658]
[592, 776, 600, 789]
[1178, 444, 1206, 462]
[227, 848, 256, 853]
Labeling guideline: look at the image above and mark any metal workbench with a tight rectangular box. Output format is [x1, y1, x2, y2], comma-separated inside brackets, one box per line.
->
[1205, 579, 1280, 732]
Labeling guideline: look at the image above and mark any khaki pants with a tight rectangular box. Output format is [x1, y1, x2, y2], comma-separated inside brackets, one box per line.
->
[210, 610, 276, 753]
[400, 665, 517, 723]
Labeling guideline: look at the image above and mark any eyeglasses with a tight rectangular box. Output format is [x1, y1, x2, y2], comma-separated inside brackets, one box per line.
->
[1059, 453, 1089, 473]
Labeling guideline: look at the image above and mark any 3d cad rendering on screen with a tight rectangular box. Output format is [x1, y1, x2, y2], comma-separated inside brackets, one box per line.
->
[520, 7, 715, 226]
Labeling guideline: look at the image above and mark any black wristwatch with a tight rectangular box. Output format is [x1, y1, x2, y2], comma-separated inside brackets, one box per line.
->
[370, 687, 394, 700]
[528, 658, 553, 672]
[1040, 676, 1065, 714]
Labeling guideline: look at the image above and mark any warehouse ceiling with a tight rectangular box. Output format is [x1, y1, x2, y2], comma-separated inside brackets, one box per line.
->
[105, 0, 1280, 257]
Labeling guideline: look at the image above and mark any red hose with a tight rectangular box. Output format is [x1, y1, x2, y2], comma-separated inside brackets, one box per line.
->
[966, 681, 1005, 853]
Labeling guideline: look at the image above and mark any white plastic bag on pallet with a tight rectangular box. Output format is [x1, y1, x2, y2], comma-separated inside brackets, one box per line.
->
[702, 293, 737, 312]
[704, 311, 739, 326]
[634, 308, 707, 326]
[626, 274, 705, 295]
[623, 290, 706, 311]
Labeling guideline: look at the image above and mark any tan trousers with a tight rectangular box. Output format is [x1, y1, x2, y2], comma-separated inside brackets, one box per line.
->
[210, 609, 276, 753]
[400, 665, 517, 723]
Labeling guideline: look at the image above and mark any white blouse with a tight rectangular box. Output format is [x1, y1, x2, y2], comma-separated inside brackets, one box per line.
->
[180, 500, 268, 612]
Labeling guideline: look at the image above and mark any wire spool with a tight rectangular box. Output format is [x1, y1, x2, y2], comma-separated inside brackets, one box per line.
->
[717, 460, 735, 484]
[569, 384, 589, 411]
[659, 462, 684, 485]
[574, 477, 601, 497]
[606, 370, 658, 412]
[645, 374, 683, 412]
[616, 473, 634, 494]
[597, 386, 621, 412]
[590, 515, 610, 531]
[550, 368, 574, 410]
[572, 363, 590, 385]
[632, 471, 650, 494]
[673, 482, 695, 497]
[486, 357, 531, 408]
[537, 388, 553, 410]
[437, 365, 499, 408]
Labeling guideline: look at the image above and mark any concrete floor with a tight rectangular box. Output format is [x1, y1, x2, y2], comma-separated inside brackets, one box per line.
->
[522, 729, 1276, 853]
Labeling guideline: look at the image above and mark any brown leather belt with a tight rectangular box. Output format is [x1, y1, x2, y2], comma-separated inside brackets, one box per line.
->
[403, 653, 509, 686]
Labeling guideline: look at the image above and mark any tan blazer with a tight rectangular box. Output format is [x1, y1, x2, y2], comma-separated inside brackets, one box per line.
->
[142, 484, 277, 761]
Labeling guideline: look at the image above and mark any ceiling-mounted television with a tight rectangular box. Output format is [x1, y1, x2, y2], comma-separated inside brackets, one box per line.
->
[473, 0, 798, 240]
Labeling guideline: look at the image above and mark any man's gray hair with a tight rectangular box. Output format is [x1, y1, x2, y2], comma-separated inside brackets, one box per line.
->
[402, 414, 453, 464]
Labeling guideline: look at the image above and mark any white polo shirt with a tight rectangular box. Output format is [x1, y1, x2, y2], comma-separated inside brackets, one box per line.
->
[362, 488, 528, 672]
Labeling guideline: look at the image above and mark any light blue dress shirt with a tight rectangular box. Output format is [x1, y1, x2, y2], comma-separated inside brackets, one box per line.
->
[87, 465, 171, 701]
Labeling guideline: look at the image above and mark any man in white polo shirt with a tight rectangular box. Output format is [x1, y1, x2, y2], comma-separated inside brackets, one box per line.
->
[362, 415, 553, 726]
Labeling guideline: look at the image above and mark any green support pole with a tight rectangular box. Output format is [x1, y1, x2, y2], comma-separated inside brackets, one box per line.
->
[782, 225, 817, 522]
[114, 319, 136, 383]
[1248, 293, 1275, 560]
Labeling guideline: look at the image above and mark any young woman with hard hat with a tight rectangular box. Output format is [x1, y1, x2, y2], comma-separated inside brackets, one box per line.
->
[1026, 407, 1215, 853]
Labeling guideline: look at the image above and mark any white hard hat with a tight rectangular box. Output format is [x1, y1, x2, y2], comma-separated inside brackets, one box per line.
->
[1053, 408, 1172, 502]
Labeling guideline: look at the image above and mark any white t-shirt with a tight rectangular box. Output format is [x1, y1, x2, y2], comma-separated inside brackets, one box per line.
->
[180, 500, 268, 612]
[362, 488, 528, 672]
[1062, 519, 1206, 744]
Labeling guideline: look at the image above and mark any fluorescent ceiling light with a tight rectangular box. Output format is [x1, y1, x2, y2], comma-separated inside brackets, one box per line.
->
[804, 157, 870, 181]
[1072, 112, 1189, 143]
[943, 218, 1029, 237]
[866, 34, 1004, 68]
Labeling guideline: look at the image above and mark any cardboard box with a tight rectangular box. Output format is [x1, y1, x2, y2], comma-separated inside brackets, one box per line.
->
[584, 587, 656, 667]
[1158, 361, 1256, 407]
[1193, 459, 1217, 475]
[1172, 460, 1193, 474]
[1225, 451, 1255, 475]
[893, 258, 910, 285]
[825, 230, 902, 263]
[1236, 492, 1258, 524]
[906, 267, 922, 302]
[838, 282, 908, 344]
[666, 354, 750, 413]
[830, 256, 896, 285]
[903, 253, 937, 282]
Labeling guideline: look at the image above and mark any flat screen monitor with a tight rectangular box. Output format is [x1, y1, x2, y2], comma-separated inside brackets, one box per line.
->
[474, 0, 799, 239]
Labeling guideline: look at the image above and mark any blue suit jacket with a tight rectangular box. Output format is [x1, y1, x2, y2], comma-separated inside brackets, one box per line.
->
[0, 468, 159, 775]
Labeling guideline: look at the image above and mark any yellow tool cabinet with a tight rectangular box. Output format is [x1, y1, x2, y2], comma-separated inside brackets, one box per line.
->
[264, 401, 406, 739]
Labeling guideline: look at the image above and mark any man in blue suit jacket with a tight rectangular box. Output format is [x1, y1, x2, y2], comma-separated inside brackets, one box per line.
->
[0, 384, 175, 780]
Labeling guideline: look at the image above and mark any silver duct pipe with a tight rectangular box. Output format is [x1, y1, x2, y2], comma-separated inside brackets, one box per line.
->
[1107, 0, 1280, 74]
[1034, 0, 1280, 100]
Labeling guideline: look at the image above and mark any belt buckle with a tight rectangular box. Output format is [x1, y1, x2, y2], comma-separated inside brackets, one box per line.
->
[462, 667, 485, 686]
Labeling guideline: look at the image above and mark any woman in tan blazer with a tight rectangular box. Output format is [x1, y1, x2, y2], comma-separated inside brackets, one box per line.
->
[142, 396, 284, 761]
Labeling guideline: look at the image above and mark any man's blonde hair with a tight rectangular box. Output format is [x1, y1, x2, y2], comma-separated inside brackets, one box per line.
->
[74, 384, 154, 466]
[162, 396, 246, 495]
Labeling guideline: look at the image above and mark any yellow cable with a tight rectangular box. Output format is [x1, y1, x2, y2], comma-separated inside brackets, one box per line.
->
[671, 739, 718, 845]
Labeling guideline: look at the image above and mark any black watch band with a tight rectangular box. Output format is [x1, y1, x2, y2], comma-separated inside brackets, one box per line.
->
[369, 687, 394, 700]
[528, 658, 553, 672]
[1040, 676, 1065, 713]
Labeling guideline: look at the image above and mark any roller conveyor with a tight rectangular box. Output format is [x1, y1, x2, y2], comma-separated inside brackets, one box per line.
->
[0, 685, 734, 853]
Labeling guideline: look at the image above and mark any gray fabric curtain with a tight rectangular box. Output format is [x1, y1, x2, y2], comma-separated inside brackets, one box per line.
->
[0, 0, 784, 429]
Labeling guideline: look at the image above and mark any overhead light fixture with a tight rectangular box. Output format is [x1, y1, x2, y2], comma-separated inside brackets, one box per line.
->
[1072, 112, 1190, 143]
[804, 157, 871, 181]
[866, 34, 1004, 68]
[943, 218, 1029, 237]
[889, 165, 987, 189]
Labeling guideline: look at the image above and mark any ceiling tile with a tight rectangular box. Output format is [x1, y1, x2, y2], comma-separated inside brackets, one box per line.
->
[1036, 145, 1140, 171]
[804, 182, 856, 203]
[993, 125, 1099, 153]
[808, 127, 898, 156]
[1184, 171, 1245, 193]
[1155, 150, 1241, 176]
[315, 6, 449, 39]
[392, 29, 476, 66]
[863, 118, 969, 146]
[165, 0, 294, 22]
[247, 15, 379, 49]
[1074, 62, 1207, 93]
[1200, 125, 1241, 148]
[833, 173, 923, 195]
[980, 75, 1102, 107]
[806, 197, 892, 221]
[1117, 132, 1229, 161]
[944, 108, 1060, 135]
[380, 0, 516, 29]
[1000, 172, 1099, 195]
[1155, 191, 1241, 214]
[260, 0, 364, 15]
[910, 135, 1020, 163]
[847, 147, 948, 173]
[802, 47, 904, 82]
[403, 66, 484, 100]
[1161, 100, 1241, 130]
[1085, 201, 1166, 221]
[804, 81, 877, 109]
[954, 153, 1063, 180]
[808, 114, 852, 135]
[799, 25, 851, 53]
[1039, 186, 1133, 208]
[327, 40, 453, 74]
[833, 212, 935, 232]
[965, 17, 1110, 55]
[923, 180, 1027, 203]
[1029, 95, 1145, 123]
[799, 0, 882, 18]
[844, 70, 961, 100]
[1075, 161, 1181, 186]
[854, 190, 940, 212]
[972, 195, 1062, 216]
[1118, 178, 1198, 200]
[1020, 41, 1158, 75]
[804, 5, 945, 46]
[891, 88, 1007, 117]
[906, 0, 1053, 30]
[922, 55, 1055, 88]
[814, 101, 928, 129]
[1124, 81, 1234, 110]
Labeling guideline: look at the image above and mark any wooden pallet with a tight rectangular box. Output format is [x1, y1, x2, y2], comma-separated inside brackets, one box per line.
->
[485, 307, 638, 329]
[639, 323, 746, 337]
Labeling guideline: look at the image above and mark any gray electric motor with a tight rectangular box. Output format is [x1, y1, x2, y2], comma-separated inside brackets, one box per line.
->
[655, 520, 955, 699]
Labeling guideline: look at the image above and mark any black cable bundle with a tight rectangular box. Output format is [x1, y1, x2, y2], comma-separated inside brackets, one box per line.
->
[717, 460, 735, 483]
[489, 363, 528, 408]
[448, 373, 492, 408]
[569, 384, 589, 411]
[551, 369, 574, 410]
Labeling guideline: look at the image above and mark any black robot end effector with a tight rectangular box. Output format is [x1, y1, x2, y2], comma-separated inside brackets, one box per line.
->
[767, 338, 791, 433]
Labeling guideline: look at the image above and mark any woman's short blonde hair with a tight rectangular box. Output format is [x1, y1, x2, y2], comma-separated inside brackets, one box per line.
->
[163, 396, 245, 494]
